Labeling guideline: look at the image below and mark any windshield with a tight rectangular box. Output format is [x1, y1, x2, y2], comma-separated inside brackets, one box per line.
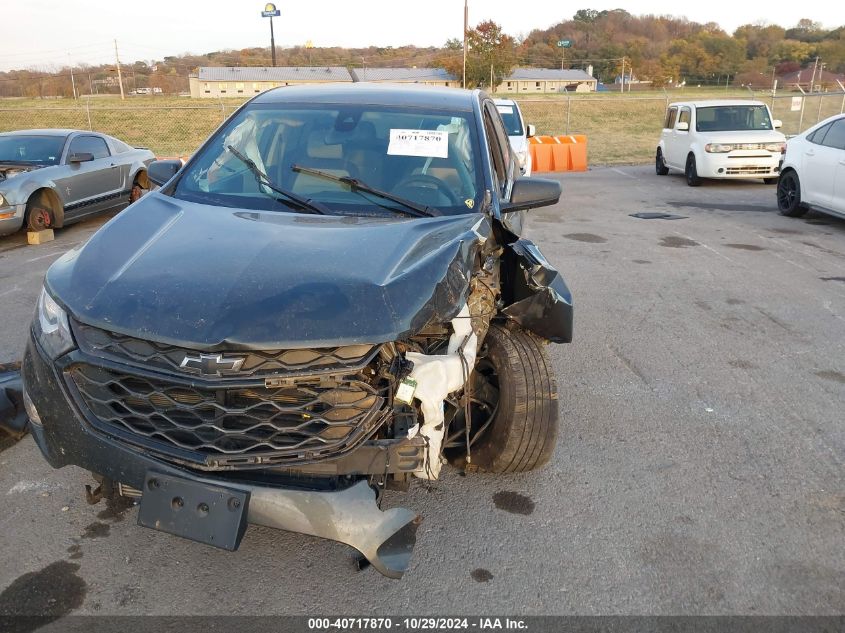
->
[695, 105, 773, 132]
[174, 102, 484, 216]
[496, 103, 524, 136]
[0, 135, 65, 165]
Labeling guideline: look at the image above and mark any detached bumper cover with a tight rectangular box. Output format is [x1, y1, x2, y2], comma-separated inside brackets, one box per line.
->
[22, 336, 420, 578]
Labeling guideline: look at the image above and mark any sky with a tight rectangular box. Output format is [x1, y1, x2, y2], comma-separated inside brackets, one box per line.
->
[2, 0, 844, 72]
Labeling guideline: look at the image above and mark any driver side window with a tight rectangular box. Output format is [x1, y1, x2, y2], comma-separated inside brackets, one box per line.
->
[483, 107, 508, 196]
[67, 135, 110, 160]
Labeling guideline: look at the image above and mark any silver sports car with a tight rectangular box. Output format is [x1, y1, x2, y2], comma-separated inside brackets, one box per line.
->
[0, 129, 155, 236]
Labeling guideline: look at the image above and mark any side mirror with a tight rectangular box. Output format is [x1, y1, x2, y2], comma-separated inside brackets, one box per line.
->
[526, 124, 536, 138]
[773, 119, 783, 129]
[68, 152, 94, 164]
[147, 159, 183, 187]
[676, 122, 689, 132]
[501, 177, 561, 212]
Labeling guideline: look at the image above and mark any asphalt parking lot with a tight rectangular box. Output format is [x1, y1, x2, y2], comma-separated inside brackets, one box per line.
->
[0, 165, 843, 615]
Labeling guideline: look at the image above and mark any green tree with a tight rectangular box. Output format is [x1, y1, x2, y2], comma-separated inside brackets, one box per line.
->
[463, 20, 517, 89]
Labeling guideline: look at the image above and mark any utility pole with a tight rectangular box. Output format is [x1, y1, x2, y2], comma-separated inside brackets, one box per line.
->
[620, 57, 625, 93]
[114, 39, 125, 100]
[462, 0, 468, 88]
[809, 56, 819, 93]
[68, 54, 77, 99]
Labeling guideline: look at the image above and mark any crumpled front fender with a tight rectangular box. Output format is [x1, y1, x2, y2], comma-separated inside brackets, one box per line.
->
[501, 239, 573, 344]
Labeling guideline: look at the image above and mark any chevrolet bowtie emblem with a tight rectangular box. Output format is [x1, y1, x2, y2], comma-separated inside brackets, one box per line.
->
[179, 353, 245, 376]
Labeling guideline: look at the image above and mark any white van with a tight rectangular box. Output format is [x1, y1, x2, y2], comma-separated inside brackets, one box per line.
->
[656, 100, 785, 186]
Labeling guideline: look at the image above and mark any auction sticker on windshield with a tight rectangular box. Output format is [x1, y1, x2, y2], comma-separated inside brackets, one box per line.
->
[388, 129, 449, 158]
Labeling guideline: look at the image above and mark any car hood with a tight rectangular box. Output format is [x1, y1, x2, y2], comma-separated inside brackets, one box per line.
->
[0, 163, 42, 183]
[46, 194, 490, 349]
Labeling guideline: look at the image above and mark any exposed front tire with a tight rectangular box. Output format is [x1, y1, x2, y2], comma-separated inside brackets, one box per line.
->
[685, 154, 701, 187]
[655, 148, 669, 175]
[462, 323, 559, 473]
[777, 170, 808, 217]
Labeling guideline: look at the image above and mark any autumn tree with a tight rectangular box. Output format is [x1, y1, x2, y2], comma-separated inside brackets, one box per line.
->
[438, 20, 517, 89]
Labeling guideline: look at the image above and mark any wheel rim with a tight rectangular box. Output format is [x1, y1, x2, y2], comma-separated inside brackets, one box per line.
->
[777, 175, 796, 209]
[29, 207, 51, 231]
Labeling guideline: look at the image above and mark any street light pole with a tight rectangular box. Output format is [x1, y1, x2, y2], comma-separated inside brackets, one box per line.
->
[462, 0, 468, 88]
[262, 4, 281, 67]
[270, 16, 276, 66]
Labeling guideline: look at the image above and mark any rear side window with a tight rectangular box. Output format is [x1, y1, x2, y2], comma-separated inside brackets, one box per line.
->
[68, 135, 110, 160]
[807, 123, 832, 145]
[664, 107, 678, 129]
[819, 119, 845, 150]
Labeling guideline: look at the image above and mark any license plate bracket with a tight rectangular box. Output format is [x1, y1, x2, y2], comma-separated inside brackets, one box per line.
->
[138, 471, 249, 550]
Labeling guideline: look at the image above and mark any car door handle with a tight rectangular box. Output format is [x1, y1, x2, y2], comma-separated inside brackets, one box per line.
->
[805, 151, 815, 157]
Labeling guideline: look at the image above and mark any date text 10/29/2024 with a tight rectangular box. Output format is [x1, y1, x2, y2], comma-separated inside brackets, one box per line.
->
[308, 618, 528, 630]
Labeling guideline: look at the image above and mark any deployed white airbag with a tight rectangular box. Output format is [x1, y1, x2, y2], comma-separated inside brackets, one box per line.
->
[405, 304, 477, 479]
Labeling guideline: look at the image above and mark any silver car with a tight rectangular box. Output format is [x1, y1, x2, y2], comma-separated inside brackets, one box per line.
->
[0, 129, 155, 236]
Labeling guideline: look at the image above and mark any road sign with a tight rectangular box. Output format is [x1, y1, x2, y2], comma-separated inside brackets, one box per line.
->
[791, 96, 803, 111]
[262, 2, 280, 17]
[557, 40, 572, 48]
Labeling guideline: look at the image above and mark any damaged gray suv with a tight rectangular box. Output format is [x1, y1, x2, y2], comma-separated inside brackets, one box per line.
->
[21, 84, 572, 578]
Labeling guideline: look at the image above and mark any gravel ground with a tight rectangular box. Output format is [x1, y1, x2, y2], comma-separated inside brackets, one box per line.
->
[0, 166, 842, 615]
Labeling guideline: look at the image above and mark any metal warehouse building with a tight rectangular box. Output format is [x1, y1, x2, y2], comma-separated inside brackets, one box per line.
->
[189, 66, 353, 98]
[349, 67, 458, 87]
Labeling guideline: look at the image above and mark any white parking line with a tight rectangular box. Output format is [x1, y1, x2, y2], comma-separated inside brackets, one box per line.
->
[671, 230, 735, 263]
[611, 167, 637, 179]
[24, 251, 63, 264]
[0, 286, 20, 298]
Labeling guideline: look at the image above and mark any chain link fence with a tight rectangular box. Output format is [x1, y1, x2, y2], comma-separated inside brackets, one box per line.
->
[1, 91, 843, 165]
[0, 100, 242, 158]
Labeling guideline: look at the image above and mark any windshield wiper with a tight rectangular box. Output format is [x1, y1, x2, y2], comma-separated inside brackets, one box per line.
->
[290, 164, 436, 218]
[226, 145, 329, 215]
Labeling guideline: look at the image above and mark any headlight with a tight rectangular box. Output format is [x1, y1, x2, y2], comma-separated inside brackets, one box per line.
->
[705, 143, 733, 153]
[515, 149, 528, 167]
[33, 287, 74, 359]
[765, 143, 786, 153]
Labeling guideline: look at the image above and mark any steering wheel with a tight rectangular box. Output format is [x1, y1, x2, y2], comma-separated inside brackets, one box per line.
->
[392, 174, 460, 206]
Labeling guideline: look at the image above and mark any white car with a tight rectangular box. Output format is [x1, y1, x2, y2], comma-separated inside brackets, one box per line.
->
[494, 98, 535, 176]
[656, 100, 785, 186]
[777, 113, 845, 219]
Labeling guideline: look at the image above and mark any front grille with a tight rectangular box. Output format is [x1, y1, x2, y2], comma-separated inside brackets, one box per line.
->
[72, 320, 378, 378]
[725, 166, 773, 175]
[732, 143, 768, 151]
[69, 364, 385, 468]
